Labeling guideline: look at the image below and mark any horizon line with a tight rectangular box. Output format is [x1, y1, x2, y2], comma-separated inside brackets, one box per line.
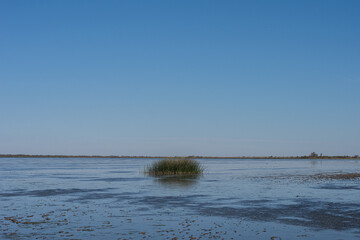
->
[0, 154, 359, 159]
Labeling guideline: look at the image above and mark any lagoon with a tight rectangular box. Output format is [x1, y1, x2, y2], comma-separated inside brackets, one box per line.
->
[1, 158, 359, 239]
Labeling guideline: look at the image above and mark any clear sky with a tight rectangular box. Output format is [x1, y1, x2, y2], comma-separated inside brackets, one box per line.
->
[1, 0, 359, 156]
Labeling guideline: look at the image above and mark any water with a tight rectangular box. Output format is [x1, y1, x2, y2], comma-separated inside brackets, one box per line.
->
[1, 158, 360, 239]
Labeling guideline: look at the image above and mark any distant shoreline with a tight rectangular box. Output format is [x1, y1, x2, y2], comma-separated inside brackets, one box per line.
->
[0, 154, 359, 159]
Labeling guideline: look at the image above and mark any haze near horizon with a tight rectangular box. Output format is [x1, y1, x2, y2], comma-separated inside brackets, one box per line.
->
[1, 0, 359, 156]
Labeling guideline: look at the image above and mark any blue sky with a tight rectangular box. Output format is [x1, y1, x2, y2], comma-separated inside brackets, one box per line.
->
[1, 0, 359, 156]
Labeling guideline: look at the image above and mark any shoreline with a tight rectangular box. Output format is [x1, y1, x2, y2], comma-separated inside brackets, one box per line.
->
[0, 154, 359, 159]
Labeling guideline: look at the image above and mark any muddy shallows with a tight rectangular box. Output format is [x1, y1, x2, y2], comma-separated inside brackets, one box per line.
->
[1, 158, 360, 239]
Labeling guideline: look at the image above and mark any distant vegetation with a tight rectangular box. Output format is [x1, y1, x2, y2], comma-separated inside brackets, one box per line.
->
[0, 154, 359, 159]
[145, 157, 204, 176]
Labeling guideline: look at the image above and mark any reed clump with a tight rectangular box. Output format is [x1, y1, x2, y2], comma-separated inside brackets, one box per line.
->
[146, 157, 203, 176]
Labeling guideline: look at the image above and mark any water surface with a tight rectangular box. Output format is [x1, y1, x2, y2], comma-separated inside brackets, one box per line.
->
[1, 158, 359, 239]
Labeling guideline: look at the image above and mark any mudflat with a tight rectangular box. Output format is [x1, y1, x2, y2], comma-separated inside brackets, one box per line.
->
[1, 158, 359, 239]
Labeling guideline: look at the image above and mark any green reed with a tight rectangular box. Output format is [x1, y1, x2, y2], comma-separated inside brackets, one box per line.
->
[145, 157, 204, 176]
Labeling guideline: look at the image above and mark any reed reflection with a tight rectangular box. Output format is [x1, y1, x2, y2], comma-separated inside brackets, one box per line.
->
[154, 175, 201, 188]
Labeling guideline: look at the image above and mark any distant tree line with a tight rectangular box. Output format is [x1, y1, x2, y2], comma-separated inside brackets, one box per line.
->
[0, 153, 359, 159]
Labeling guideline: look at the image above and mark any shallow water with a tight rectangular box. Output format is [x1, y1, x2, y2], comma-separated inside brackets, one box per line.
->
[1, 158, 360, 239]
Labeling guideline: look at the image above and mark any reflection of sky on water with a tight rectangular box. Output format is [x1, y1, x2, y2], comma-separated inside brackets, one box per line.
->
[0, 158, 360, 239]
